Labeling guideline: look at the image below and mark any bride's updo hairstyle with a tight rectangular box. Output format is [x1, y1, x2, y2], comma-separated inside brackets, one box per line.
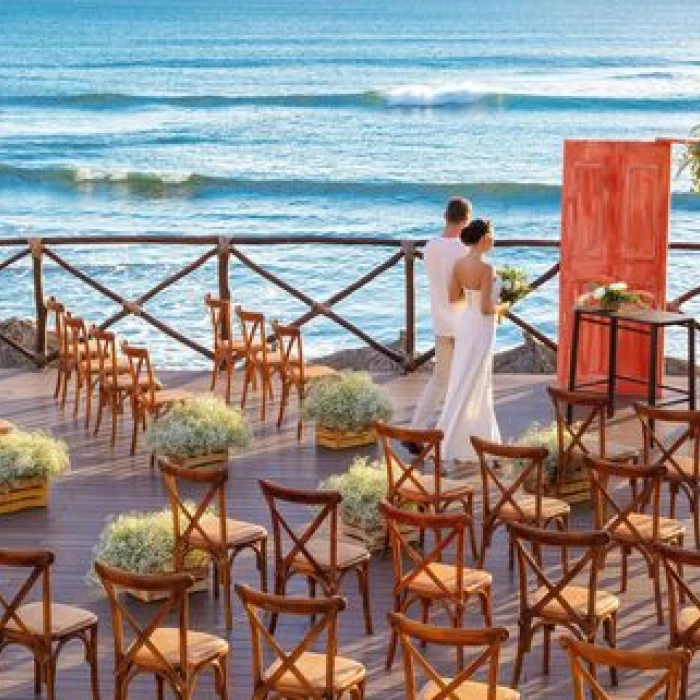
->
[460, 218, 492, 246]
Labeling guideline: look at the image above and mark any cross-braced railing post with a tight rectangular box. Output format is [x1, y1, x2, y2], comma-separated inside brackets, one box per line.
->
[29, 238, 47, 362]
[217, 237, 231, 340]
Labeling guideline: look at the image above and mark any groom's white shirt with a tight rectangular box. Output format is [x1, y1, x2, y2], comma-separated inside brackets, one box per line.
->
[424, 237, 468, 337]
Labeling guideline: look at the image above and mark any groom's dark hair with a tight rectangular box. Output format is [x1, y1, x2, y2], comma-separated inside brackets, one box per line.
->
[445, 197, 472, 224]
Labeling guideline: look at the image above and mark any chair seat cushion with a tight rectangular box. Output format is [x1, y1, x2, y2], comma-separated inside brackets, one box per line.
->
[291, 537, 369, 573]
[678, 606, 700, 642]
[217, 340, 246, 354]
[529, 585, 619, 621]
[289, 365, 337, 383]
[420, 678, 520, 700]
[607, 512, 685, 542]
[265, 652, 365, 694]
[188, 517, 267, 548]
[129, 628, 228, 670]
[5, 602, 97, 639]
[407, 563, 492, 598]
[152, 388, 192, 406]
[662, 454, 700, 481]
[398, 474, 473, 502]
[497, 495, 570, 521]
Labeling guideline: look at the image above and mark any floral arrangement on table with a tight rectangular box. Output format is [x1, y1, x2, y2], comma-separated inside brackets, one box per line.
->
[143, 394, 251, 459]
[498, 266, 530, 306]
[679, 126, 700, 192]
[91, 506, 210, 577]
[0, 430, 69, 488]
[302, 372, 393, 434]
[321, 457, 387, 532]
[576, 282, 654, 313]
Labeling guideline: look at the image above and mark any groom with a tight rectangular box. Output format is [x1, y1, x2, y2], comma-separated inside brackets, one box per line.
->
[406, 197, 471, 450]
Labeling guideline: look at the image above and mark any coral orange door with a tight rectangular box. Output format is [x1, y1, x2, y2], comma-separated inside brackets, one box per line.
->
[557, 140, 671, 395]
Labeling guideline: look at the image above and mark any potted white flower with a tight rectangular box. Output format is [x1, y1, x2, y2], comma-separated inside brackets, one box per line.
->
[302, 372, 393, 449]
[91, 507, 211, 602]
[144, 394, 251, 469]
[0, 430, 69, 515]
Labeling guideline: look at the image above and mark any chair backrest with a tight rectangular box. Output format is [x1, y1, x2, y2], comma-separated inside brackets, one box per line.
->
[236, 583, 346, 699]
[64, 314, 90, 370]
[272, 321, 303, 383]
[159, 458, 228, 560]
[94, 560, 194, 683]
[547, 386, 609, 467]
[237, 308, 268, 361]
[204, 293, 234, 351]
[471, 436, 550, 525]
[560, 635, 689, 700]
[44, 296, 66, 357]
[585, 456, 666, 544]
[89, 326, 119, 385]
[381, 501, 468, 608]
[508, 521, 610, 635]
[122, 342, 158, 406]
[259, 479, 341, 586]
[374, 420, 444, 504]
[0, 549, 55, 651]
[656, 542, 700, 650]
[389, 613, 509, 700]
[635, 402, 700, 483]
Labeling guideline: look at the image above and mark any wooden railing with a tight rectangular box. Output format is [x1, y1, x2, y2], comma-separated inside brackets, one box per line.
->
[0, 234, 698, 372]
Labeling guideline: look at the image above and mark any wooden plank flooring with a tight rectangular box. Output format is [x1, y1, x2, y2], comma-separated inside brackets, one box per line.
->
[0, 367, 698, 699]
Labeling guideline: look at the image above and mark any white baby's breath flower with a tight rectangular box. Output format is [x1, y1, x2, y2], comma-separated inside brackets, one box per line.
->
[608, 282, 628, 291]
[592, 286, 606, 300]
[577, 292, 592, 305]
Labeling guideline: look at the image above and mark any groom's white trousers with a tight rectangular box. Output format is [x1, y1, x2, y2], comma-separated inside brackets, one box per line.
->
[410, 335, 454, 430]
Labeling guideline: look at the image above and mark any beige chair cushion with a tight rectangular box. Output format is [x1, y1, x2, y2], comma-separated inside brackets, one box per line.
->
[188, 516, 267, 548]
[420, 678, 520, 700]
[529, 585, 619, 622]
[678, 606, 700, 642]
[407, 563, 492, 598]
[607, 512, 685, 542]
[130, 628, 228, 670]
[265, 652, 365, 694]
[217, 339, 246, 354]
[151, 388, 192, 406]
[291, 536, 369, 573]
[5, 602, 96, 638]
[663, 455, 700, 481]
[289, 365, 337, 383]
[497, 494, 570, 521]
[398, 474, 473, 502]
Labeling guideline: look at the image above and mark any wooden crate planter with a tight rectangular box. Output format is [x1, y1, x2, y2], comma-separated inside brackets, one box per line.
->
[315, 426, 376, 450]
[339, 518, 420, 553]
[0, 477, 49, 515]
[164, 451, 228, 470]
[525, 467, 590, 505]
[124, 565, 210, 603]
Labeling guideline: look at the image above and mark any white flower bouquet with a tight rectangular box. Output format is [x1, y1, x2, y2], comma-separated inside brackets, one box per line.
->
[577, 281, 654, 313]
[0, 430, 69, 488]
[498, 266, 529, 305]
[302, 372, 393, 433]
[144, 394, 251, 458]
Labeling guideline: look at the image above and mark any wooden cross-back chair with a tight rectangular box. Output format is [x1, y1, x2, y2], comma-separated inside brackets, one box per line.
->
[656, 543, 700, 699]
[159, 458, 267, 631]
[381, 501, 493, 672]
[205, 294, 246, 404]
[560, 636, 689, 700]
[585, 456, 684, 625]
[63, 314, 95, 421]
[122, 342, 191, 455]
[237, 308, 282, 421]
[272, 321, 336, 440]
[0, 549, 100, 700]
[95, 560, 229, 700]
[259, 479, 373, 636]
[44, 297, 69, 402]
[635, 403, 700, 548]
[374, 420, 478, 560]
[236, 584, 366, 700]
[471, 436, 570, 569]
[389, 614, 518, 700]
[508, 521, 619, 689]
[547, 387, 637, 499]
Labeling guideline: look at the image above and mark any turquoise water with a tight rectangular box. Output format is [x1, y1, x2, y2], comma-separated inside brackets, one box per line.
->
[0, 0, 699, 365]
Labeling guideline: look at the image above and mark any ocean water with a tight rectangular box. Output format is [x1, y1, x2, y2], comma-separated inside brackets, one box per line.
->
[0, 0, 699, 366]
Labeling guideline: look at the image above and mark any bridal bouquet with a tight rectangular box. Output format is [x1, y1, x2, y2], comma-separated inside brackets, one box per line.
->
[577, 281, 654, 313]
[498, 266, 529, 305]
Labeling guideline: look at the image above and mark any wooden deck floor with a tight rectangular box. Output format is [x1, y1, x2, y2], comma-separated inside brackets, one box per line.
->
[0, 367, 697, 699]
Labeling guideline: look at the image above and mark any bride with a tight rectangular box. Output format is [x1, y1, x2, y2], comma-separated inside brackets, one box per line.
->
[436, 219, 507, 462]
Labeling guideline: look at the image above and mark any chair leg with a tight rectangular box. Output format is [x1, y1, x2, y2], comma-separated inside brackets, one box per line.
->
[221, 559, 233, 631]
[130, 402, 140, 455]
[480, 587, 493, 626]
[358, 562, 373, 635]
[653, 557, 664, 625]
[277, 381, 288, 429]
[240, 364, 252, 409]
[86, 625, 101, 700]
[85, 379, 93, 429]
[53, 365, 62, 399]
[215, 656, 229, 700]
[297, 387, 304, 441]
[385, 597, 402, 671]
[210, 360, 218, 391]
[257, 539, 268, 593]
[60, 367, 71, 409]
[44, 658, 57, 700]
[34, 656, 42, 694]
[604, 614, 619, 686]
[268, 573, 286, 634]
[511, 622, 529, 689]
[156, 676, 165, 700]
[620, 546, 628, 593]
[225, 359, 234, 405]
[694, 492, 700, 549]
[478, 524, 491, 569]
[110, 397, 119, 448]
[73, 371, 82, 418]
[542, 624, 552, 675]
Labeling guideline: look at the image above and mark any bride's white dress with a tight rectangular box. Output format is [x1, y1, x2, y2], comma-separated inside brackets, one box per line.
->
[437, 277, 501, 461]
